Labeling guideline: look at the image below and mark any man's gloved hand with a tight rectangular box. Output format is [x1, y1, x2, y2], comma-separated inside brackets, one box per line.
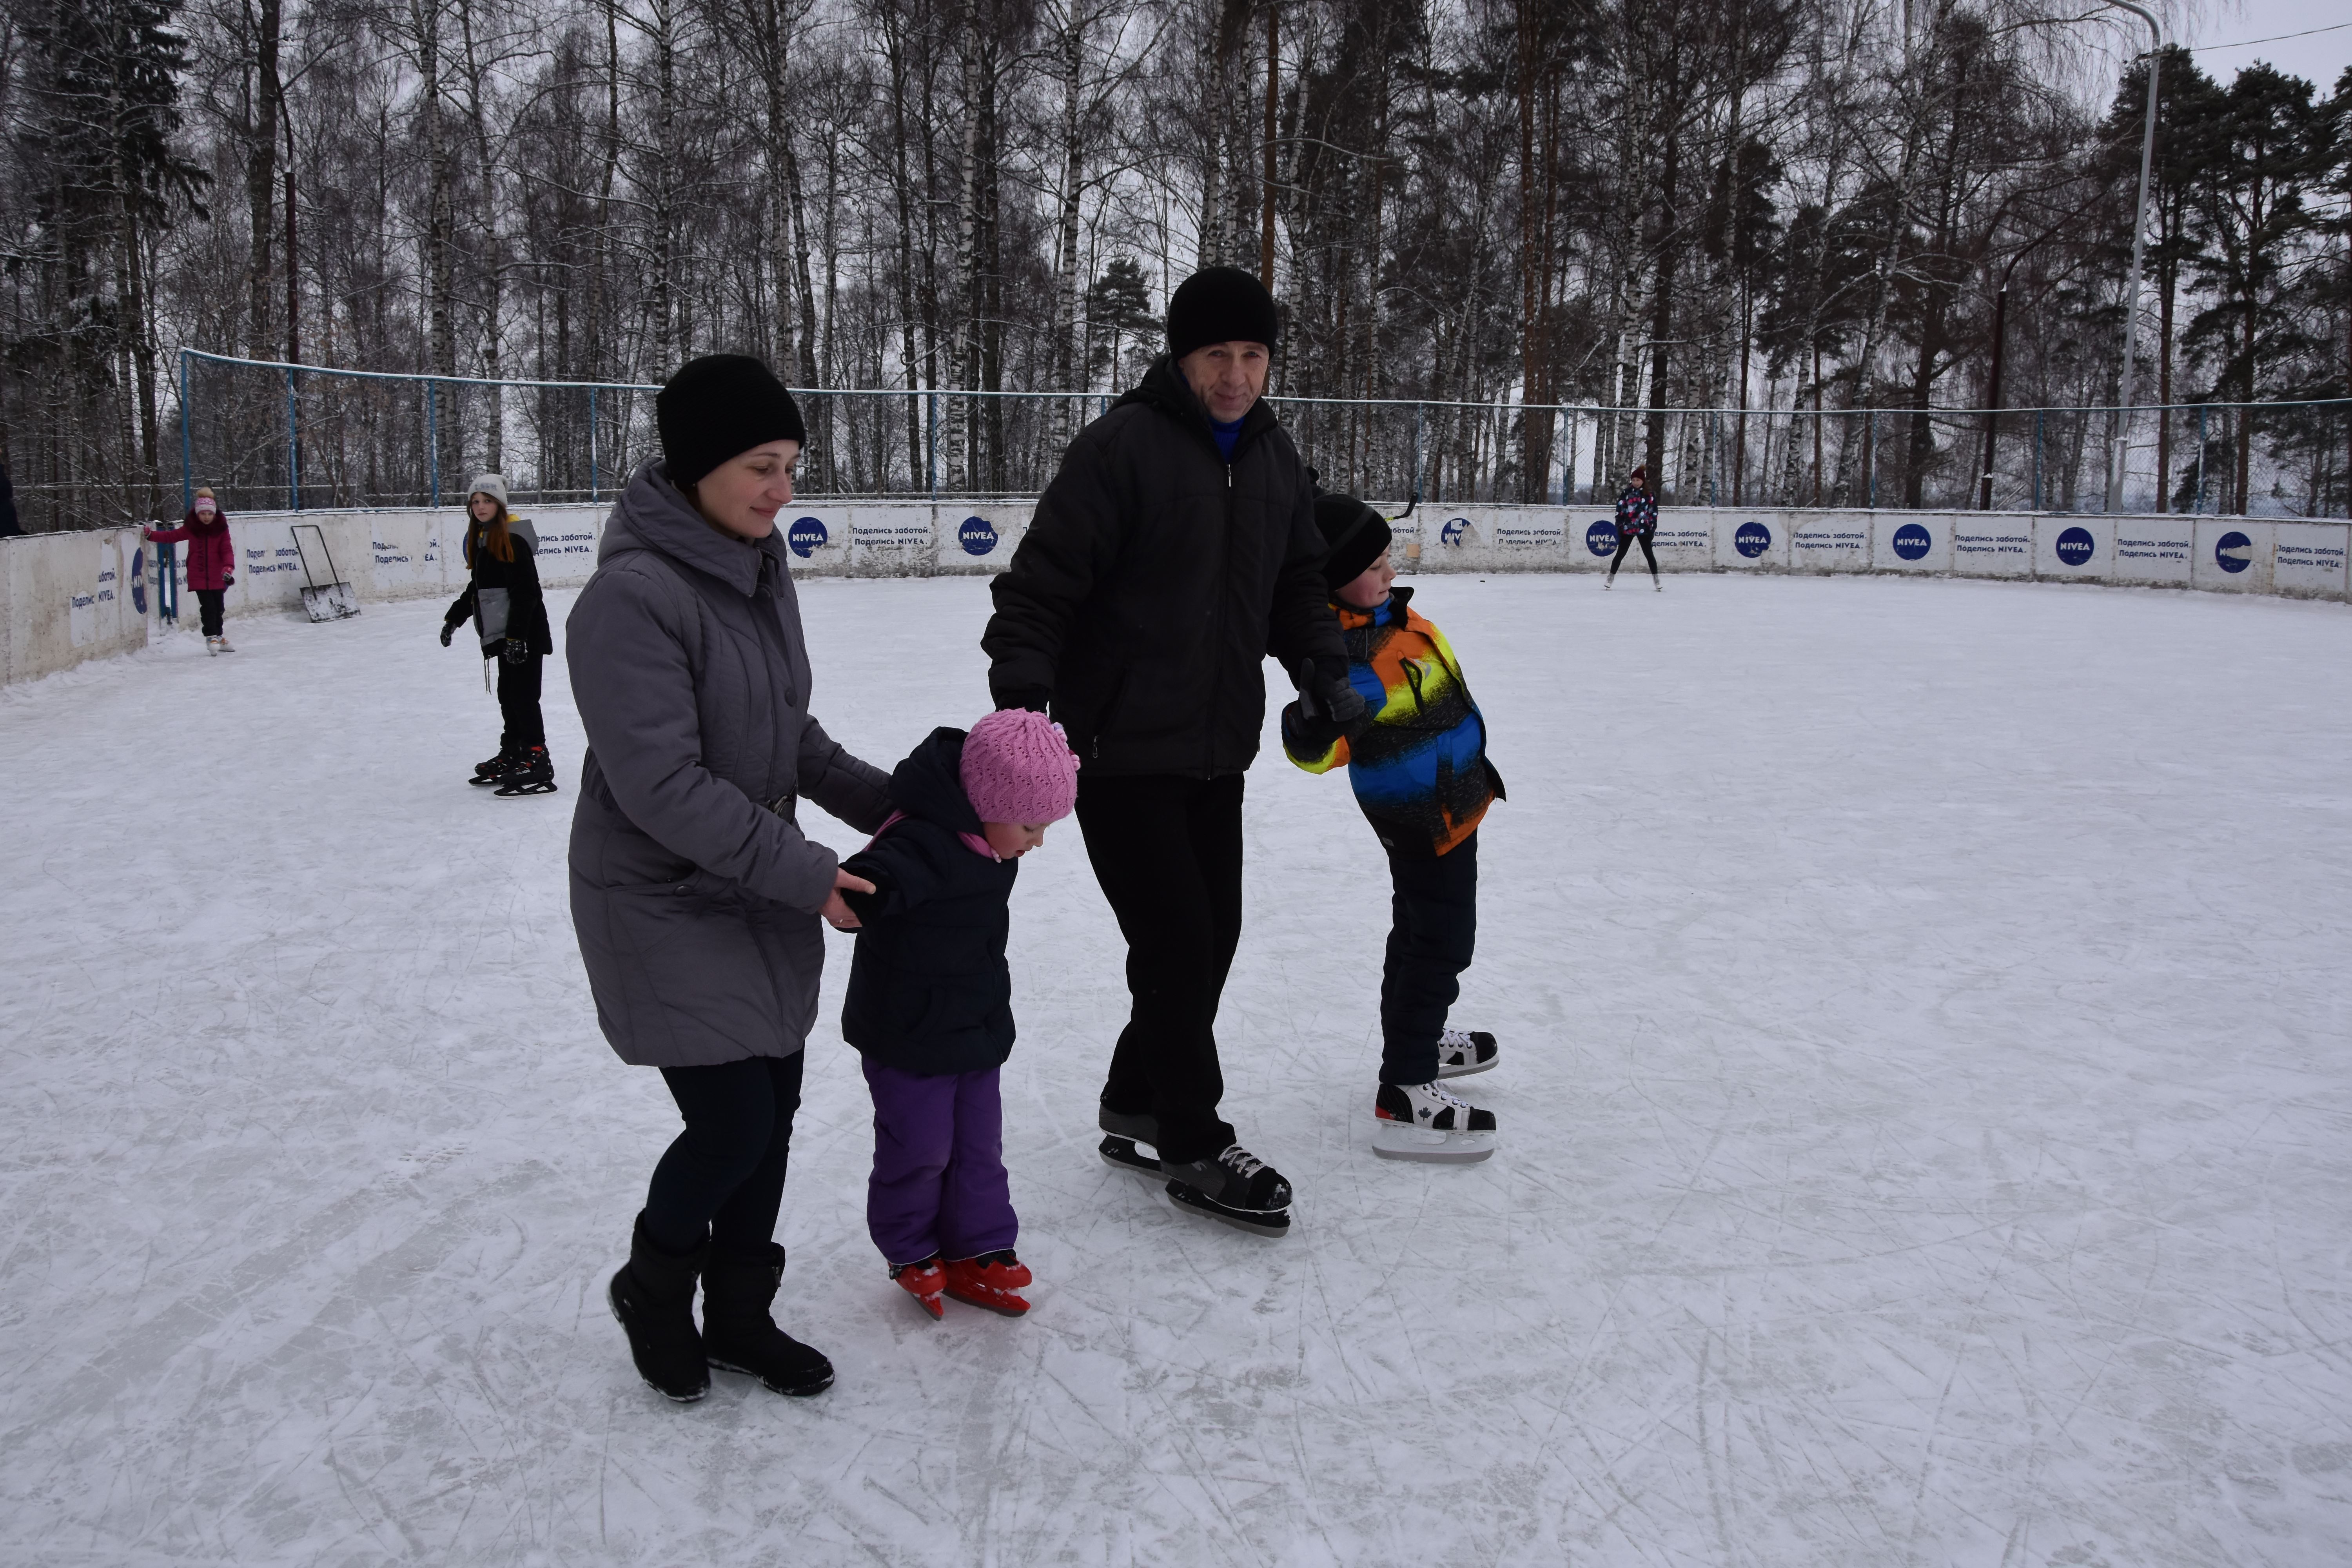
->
[501, 638, 529, 665]
[995, 686, 1052, 715]
[1282, 697, 1347, 755]
[439, 622, 456, 647]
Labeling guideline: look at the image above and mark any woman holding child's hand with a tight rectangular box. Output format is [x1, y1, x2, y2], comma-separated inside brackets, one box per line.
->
[564, 354, 892, 1406]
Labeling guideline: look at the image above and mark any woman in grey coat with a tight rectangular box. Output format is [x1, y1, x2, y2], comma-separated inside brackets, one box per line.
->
[569, 354, 891, 1403]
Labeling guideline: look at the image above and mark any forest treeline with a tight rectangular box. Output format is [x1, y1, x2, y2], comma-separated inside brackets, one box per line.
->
[2, 0, 2350, 527]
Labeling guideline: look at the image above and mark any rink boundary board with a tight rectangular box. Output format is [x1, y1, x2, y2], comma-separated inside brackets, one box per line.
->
[5, 503, 2347, 686]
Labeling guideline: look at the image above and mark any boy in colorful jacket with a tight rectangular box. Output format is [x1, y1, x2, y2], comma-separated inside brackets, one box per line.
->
[1281, 494, 1505, 1163]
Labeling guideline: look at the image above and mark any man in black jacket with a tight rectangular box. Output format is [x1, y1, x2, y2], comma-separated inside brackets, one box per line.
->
[982, 265, 1364, 1237]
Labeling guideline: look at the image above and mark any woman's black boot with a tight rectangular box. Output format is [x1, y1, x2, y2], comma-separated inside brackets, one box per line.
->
[702, 1242, 835, 1397]
[608, 1213, 711, 1402]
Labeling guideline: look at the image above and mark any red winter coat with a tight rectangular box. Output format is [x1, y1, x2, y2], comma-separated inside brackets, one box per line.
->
[147, 510, 236, 590]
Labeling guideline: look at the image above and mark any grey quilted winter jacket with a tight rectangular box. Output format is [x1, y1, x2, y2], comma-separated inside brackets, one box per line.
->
[566, 462, 891, 1067]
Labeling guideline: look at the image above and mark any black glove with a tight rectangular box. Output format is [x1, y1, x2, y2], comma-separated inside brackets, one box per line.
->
[1294, 657, 1370, 735]
[1282, 697, 1347, 755]
[995, 686, 1052, 714]
[501, 639, 529, 665]
[439, 622, 456, 647]
[1321, 673, 1369, 732]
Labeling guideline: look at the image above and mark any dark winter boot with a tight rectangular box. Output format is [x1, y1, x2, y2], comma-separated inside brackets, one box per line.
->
[608, 1213, 710, 1402]
[493, 745, 557, 797]
[469, 746, 515, 786]
[702, 1243, 835, 1397]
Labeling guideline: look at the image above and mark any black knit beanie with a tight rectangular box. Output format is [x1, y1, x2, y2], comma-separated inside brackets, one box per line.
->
[1314, 493, 1392, 590]
[657, 354, 807, 487]
[1166, 267, 1280, 361]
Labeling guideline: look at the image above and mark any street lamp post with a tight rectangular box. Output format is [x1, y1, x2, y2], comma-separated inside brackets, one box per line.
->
[2103, 0, 2161, 514]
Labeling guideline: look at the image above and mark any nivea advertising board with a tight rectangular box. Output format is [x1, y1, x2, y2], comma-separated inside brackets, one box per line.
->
[1713, 514, 1789, 570]
[536, 511, 604, 587]
[2270, 522, 2349, 600]
[851, 507, 934, 572]
[365, 516, 439, 595]
[1789, 512, 1871, 573]
[1649, 512, 1715, 571]
[2108, 517, 2193, 586]
[937, 504, 1030, 570]
[781, 511, 849, 570]
[1871, 511, 1953, 573]
[1952, 517, 2033, 577]
[2191, 518, 2272, 593]
[2032, 516, 2110, 580]
[1489, 511, 1568, 559]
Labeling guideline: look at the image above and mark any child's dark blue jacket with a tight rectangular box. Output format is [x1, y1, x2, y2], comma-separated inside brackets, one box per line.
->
[838, 727, 1020, 1076]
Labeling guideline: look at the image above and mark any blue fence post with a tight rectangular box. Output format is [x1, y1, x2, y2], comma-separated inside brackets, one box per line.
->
[589, 387, 599, 503]
[1411, 403, 1424, 505]
[2033, 410, 2044, 511]
[2194, 404, 2207, 514]
[427, 380, 439, 507]
[286, 366, 301, 511]
[1866, 411, 1877, 508]
[1561, 407, 1575, 505]
[928, 391, 938, 499]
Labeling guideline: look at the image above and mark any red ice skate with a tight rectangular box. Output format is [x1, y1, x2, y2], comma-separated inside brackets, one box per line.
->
[890, 1256, 946, 1320]
[943, 1251, 1032, 1317]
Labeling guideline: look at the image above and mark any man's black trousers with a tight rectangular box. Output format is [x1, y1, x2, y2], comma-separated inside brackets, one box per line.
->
[1379, 829, 1479, 1086]
[1076, 771, 1244, 1164]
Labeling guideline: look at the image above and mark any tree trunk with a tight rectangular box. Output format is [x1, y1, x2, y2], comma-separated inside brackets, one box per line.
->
[245, 0, 284, 359]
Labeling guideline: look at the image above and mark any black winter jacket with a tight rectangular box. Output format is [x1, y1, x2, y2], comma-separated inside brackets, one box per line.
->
[981, 356, 1345, 777]
[445, 519, 554, 656]
[838, 728, 1021, 1076]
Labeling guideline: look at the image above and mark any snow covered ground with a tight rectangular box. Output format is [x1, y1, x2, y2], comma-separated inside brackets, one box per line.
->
[3, 572, 2349, 1568]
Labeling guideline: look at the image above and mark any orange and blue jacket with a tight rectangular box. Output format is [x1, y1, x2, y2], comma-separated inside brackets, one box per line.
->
[1281, 586, 1500, 856]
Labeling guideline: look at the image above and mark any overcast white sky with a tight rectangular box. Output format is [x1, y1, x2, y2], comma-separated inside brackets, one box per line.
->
[2173, 0, 2352, 93]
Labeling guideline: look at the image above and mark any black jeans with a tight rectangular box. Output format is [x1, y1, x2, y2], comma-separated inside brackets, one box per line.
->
[194, 588, 225, 637]
[644, 1051, 804, 1259]
[1076, 771, 1245, 1163]
[497, 653, 546, 748]
[1608, 526, 1658, 580]
[1380, 830, 1479, 1085]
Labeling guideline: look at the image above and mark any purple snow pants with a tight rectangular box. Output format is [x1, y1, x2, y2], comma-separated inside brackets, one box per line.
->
[861, 1058, 1018, 1268]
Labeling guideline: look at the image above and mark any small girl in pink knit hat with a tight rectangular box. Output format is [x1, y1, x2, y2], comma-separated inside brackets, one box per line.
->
[835, 709, 1080, 1320]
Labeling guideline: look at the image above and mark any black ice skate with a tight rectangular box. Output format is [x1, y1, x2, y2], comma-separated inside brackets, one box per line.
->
[469, 747, 514, 786]
[1434, 1027, 1500, 1078]
[1372, 1081, 1497, 1164]
[1097, 1102, 1162, 1177]
[1160, 1143, 1292, 1238]
[493, 745, 558, 796]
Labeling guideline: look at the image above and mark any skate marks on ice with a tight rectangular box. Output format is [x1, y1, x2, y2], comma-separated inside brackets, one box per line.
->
[1, 577, 2350, 1564]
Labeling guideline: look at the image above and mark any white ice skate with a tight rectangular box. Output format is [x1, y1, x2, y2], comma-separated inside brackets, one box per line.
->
[204, 635, 220, 657]
[1434, 1027, 1499, 1079]
[215, 631, 237, 650]
[1372, 1082, 1497, 1163]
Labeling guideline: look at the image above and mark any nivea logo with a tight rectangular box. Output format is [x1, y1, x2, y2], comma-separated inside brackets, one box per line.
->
[1441, 517, 1471, 546]
[130, 552, 147, 613]
[2214, 530, 2252, 574]
[1734, 521, 1771, 559]
[1891, 522, 1931, 561]
[2054, 526, 2095, 567]
[1586, 520, 1618, 557]
[786, 516, 828, 558]
[958, 515, 998, 557]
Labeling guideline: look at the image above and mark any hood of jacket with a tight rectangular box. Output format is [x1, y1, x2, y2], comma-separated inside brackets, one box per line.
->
[1115, 354, 1281, 459]
[889, 727, 985, 837]
[598, 459, 789, 598]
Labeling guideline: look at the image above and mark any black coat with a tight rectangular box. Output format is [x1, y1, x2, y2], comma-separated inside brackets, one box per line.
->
[445, 519, 554, 656]
[981, 356, 1344, 778]
[838, 728, 1021, 1076]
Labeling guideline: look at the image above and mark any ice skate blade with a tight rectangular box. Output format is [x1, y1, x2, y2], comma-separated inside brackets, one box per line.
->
[494, 781, 559, 797]
[708, 1354, 835, 1397]
[1372, 1124, 1497, 1164]
[1163, 1181, 1291, 1238]
[1099, 1134, 1161, 1176]
[1434, 1055, 1497, 1080]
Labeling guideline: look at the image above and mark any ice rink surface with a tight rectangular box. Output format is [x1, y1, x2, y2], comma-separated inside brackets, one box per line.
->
[3, 571, 2349, 1567]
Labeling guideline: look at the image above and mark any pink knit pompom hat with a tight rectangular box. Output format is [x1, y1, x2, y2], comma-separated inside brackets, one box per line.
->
[960, 708, 1080, 825]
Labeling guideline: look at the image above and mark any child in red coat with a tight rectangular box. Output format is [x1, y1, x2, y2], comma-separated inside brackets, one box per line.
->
[145, 488, 236, 653]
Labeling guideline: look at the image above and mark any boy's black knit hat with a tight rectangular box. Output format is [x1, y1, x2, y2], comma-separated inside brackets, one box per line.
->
[657, 354, 806, 486]
[1166, 267, 1279, 361]
[1314, 493, 1391, 589]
